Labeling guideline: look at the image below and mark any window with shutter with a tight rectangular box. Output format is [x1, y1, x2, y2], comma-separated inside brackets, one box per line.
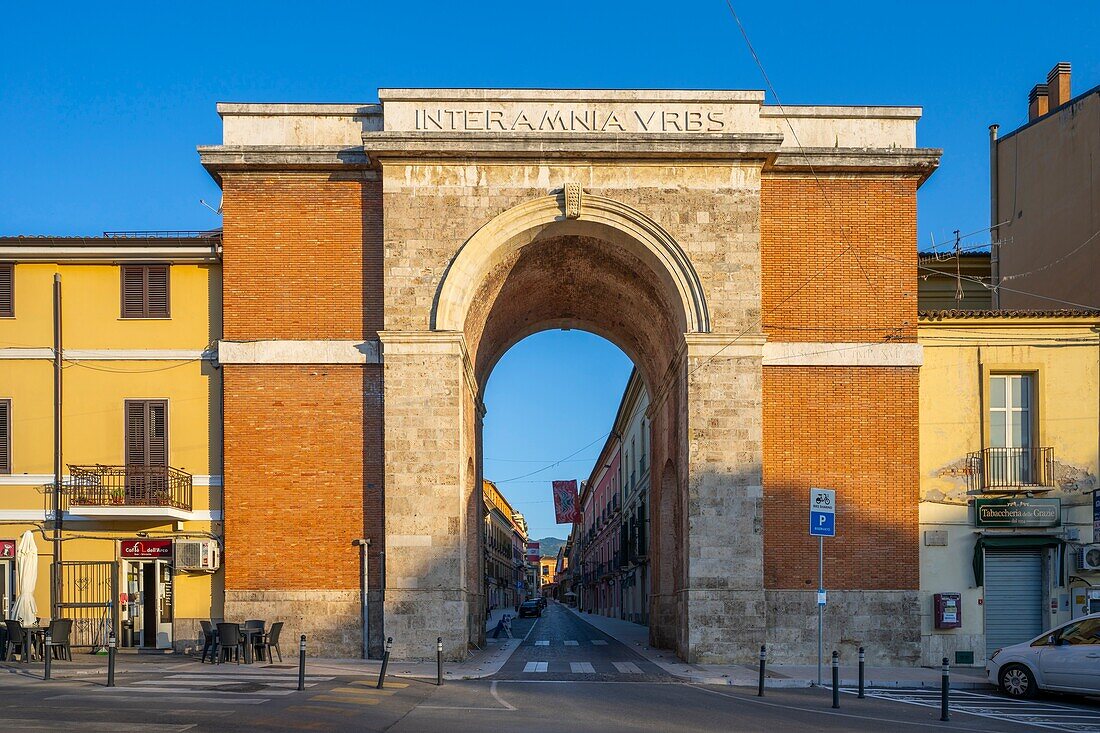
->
[0, 264, 13, 318]
[124, 399, 168, 502]
[120, 265, 170, 318]
[0, 400, 10, 474]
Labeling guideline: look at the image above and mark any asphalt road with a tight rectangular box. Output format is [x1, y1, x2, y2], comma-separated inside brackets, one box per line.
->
[1, 605, 1098, 732]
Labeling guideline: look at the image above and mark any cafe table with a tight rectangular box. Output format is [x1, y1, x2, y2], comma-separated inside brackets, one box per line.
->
[239, 627, 262, 664]
[22, 624, 46, 664]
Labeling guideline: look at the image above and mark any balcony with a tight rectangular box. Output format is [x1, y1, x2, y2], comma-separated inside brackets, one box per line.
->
[965, 447, 1055, 493]
[65, 464, 194, 520]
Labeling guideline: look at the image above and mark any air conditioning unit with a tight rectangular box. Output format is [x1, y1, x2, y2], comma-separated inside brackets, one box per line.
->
[175, 540, 220, 572]
[1078, 544, 1100, 572]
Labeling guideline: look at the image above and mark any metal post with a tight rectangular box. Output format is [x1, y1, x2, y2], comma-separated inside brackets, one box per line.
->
[831, 651, 839, 709]
[817, 535, 823, 686]
[44, 633, 52, 680]
[940, 657, 950, 721]
[297, 635, 306, 691]
[354, 538, 370, 659]
[757, 644, 766, 697]
[107, 631, 116, 688]
[436, 636, 443, 686]
[376, 636, 392, 689]
[51, 274, 63, 620]
[857, 646, 865, 699]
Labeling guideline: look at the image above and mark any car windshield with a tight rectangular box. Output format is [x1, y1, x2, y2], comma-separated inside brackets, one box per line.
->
[521, 601, 537, 607]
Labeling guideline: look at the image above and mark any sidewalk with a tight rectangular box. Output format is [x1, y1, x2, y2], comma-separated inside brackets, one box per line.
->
[564, 606, 991, 689]
[2, 637, 525, 682]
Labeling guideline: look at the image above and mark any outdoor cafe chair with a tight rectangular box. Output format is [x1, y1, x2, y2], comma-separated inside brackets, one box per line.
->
[257, 621, 283, 663]
[199, 620, 219, 663]
[3, 620, 26, 662]
[216, 622, 244, 665]
[45, 618, 73, 661]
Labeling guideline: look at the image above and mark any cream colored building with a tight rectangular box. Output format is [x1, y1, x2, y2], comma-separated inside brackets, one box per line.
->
[918, 309, 1100, 666]
[0, 234, 223, 652]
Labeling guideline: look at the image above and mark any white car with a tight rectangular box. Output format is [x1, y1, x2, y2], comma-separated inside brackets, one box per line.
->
[986, 613, 1100, 698]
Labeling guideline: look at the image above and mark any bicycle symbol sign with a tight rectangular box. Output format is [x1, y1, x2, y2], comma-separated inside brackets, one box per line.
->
[809, 488, 836, 537]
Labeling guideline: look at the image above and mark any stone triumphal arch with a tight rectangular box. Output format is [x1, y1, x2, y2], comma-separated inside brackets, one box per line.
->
[204, 89, 938, 664]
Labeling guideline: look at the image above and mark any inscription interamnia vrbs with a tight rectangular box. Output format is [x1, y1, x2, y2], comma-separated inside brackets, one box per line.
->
[414, 107, 730, 133]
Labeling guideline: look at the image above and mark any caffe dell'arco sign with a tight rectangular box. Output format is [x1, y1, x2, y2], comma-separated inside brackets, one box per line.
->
[974, 498, 1061, 528]
[120, 539, 173, 559]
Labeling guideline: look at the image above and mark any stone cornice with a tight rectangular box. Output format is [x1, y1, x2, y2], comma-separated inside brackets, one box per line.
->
[361, 132, 784, 161]
[767, 147, 941, 182]
[218, 339, 381, 364]
[0, 241, 221, 263]
[197, 145, 373, 181]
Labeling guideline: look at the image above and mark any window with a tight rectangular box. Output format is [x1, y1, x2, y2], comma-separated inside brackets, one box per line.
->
[989, 374, 1034, 483]
[125, 400, 168, 467]
[0, 263, 12, 317]
[0, 400, 9, 473]
[120, 265, 170, 318]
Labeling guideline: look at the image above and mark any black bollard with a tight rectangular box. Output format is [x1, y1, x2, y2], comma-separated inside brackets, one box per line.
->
[44, 633, 52, 680]
[436, 637, 444, 686]
[376, 636, 392, 690]
[857, 646, 865, 699]
[757, 645, 766, 697]
[297, 635, 306, 691]
[107, 631, 116, 688]
[831, 651, 840, 709]
[940, 657, 950, 722]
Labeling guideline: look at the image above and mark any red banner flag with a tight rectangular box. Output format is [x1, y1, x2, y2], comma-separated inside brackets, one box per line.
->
[552, 479, 581, 523]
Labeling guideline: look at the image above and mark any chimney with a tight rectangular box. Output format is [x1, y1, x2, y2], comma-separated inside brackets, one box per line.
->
[1046, 62, 1072, 109]
[1028, 84, 1049, 120]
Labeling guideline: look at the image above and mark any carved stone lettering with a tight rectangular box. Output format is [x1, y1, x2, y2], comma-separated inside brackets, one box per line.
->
[411, 106, 732, 133]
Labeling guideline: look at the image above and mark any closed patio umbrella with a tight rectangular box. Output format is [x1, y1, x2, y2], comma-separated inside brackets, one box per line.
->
[10, 530, 38, 626]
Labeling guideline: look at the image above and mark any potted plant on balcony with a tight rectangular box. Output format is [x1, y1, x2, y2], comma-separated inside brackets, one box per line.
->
[109, 486, 126, 505]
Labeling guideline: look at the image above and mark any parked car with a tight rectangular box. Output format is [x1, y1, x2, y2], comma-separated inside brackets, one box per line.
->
[537, 597, 547, 610]
[987, 613, 1100, 698]
[518, 600, 542, 618]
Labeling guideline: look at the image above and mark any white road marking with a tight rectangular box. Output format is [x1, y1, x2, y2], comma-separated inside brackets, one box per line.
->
[491, 680, 517, 711]
[612, 662, 643, 674]
[570, 662, 595, 673]
[591, 640, 608, 646]
[523, 661, 549, 673]
[564, 640, 579, 646]
[99, 686, 296, 697]
[47, 693, 270, 706]
[0, 721, 195, 732]
[845, 688, 1100, 732]
[534, 640, 549, 646]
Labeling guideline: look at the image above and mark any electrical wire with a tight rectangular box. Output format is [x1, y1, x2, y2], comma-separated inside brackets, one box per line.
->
[489, 431, 611, 484]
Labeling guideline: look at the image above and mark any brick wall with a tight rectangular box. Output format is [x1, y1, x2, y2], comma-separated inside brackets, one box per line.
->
[221, 172, 382, 340]
[222, 364, 383, 591]
[761, 176, 918, 343]
[762, 366, 919, 590]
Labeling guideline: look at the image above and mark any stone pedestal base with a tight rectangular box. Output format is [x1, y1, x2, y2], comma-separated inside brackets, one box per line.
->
[764, 589, 920, 665]
[225, 590, 363, 658]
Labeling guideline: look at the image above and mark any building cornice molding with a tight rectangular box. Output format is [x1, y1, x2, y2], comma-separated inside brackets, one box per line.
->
[762, 342, 923, 367]
[218, 339, 381, 365]
[0, 348, 216, 361]
[362, 131, 784, 162]
[197, 145, 374, 180]
[0, 243, 221, 264]
[766, 147, 941, 182]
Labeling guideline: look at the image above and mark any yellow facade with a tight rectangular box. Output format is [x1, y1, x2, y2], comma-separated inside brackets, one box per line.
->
[918, 312, 1100, 666]
[483, 479, 525, 610]
[0, 238, 222, 651]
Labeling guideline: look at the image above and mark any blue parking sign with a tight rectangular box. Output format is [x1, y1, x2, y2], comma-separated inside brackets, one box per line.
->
[810, 510, 835, 537]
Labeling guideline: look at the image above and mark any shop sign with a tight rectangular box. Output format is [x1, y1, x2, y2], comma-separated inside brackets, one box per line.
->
[0, 540, 15, 558]
[1093, 490, 1100, 543]
[120, 539, 173, 559]
[974, 498, 1061, 528]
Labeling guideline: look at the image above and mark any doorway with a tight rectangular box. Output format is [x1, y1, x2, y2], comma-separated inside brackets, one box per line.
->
[122, 559, 173, 649]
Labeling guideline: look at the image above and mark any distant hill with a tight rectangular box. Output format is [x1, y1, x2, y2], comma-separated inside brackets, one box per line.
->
[534, 537, 565, 558]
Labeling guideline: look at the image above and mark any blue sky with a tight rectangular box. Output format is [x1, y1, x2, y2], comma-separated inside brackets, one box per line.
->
[2, 1, 1097, 537]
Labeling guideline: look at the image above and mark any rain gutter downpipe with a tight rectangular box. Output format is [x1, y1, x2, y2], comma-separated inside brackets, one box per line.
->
[354, 538, 371, 658]
[52, 273, 62, 619]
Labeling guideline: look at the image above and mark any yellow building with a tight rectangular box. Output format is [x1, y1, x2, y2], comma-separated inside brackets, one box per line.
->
[918, 309, 1100, 667]
[539, 556, 556, 589]
[482, 479, 526, 611]
[0, 233, 223, 652]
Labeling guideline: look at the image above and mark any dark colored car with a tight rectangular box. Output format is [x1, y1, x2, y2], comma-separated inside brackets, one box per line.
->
[537, 597, 548, 609]
[518, 600, 542, 618]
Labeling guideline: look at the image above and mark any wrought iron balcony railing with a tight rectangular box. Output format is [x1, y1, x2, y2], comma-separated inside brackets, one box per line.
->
[965, 447, 1055, 493]
[66, 464, 193, 511]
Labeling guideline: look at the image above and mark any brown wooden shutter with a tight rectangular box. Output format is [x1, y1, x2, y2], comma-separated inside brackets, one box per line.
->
[121, 266, 146, 318]
[0, 264, 13, 318]
[0, 400, 10, 474]
[146, 401, 168, 467]
[124, 400, 147, 465]
[146, 265, 170, 318]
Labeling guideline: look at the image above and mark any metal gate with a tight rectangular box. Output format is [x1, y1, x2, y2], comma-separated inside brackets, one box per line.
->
[984, 549, 1044, 656]
[55, 561, 117, 650]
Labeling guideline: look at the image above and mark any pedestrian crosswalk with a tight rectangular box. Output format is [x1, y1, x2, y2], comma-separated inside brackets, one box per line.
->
[518, 660, 651, 675]
[47, 670, 336, 706]
[529, 639, 610, 646]
[846, 688, 1100, 732]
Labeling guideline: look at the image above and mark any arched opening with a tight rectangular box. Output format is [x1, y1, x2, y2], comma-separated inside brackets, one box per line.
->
[434, 194, 707, 655]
